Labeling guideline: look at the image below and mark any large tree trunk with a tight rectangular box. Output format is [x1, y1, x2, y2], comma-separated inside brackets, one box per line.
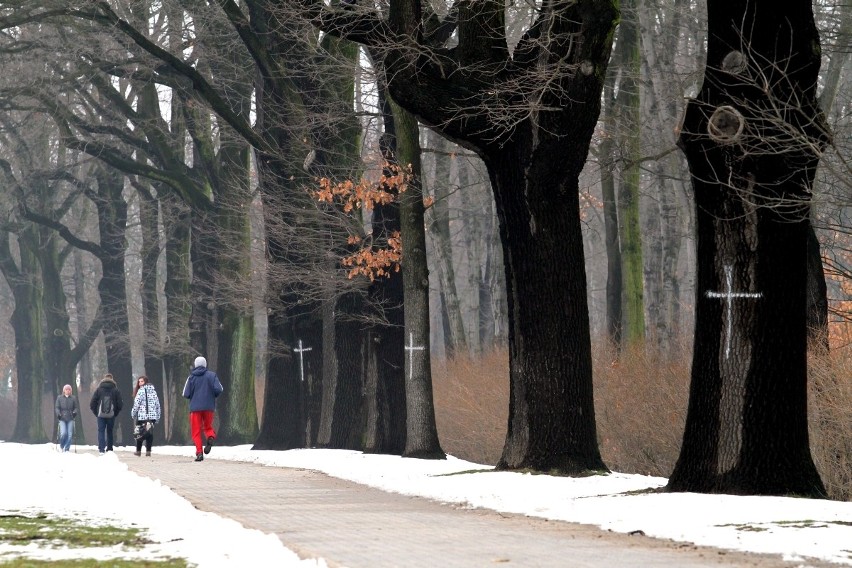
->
[667, 0, 826, 497]
[72, 246, 93, 443]
[162, 194, 193, 444]
[0, 231, 47, 443]
[94, 166, 135, 446]
[490, 138, 606, 473]
[376, 0, 618, 473]
[213, 126, 259, 444]
[317, 294, 364, 450]
[312, 28, 366, 451]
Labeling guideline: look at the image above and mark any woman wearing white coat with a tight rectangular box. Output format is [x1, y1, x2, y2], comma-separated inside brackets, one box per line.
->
[131, 376, 162, 456]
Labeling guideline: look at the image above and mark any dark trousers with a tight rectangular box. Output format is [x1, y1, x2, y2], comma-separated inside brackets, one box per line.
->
[135, 421, 154, 452]
[96, 416, 115, 452]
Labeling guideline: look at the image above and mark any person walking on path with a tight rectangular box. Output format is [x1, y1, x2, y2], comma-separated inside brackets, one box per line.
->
[131, 375, 162, 457]
[183, 356, 223, 462]
[55, 384, 79, 452]
[89, 373, 123, 455]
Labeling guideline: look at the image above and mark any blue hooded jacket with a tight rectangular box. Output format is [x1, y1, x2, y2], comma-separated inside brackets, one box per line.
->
[182, 365, 224, 412]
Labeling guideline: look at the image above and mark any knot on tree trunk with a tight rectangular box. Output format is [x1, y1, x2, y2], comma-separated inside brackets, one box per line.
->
[721, 50, 748, 75]
[708, 105, 744, 145]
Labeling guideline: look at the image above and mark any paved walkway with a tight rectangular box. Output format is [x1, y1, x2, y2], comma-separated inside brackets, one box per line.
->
[119, 452, 807, 567]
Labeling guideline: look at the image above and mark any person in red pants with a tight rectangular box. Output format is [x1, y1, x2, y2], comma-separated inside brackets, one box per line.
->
[183, 356, 224, 462]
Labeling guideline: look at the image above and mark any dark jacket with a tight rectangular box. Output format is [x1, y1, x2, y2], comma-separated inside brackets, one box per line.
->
[55, 394, 79, 422]
[183, 366, 223, 412]
[89, 377, 124, 417]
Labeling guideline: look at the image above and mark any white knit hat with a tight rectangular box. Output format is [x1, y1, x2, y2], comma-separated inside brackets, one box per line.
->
[194, 356, 207, 369]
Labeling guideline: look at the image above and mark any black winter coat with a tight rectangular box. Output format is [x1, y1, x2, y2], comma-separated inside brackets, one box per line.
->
[89, 378, 123, 417]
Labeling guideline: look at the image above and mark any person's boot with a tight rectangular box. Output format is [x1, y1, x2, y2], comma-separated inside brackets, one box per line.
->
[134, 450, 141, 456]
[204, 436, 215, 455]
[145, 450, 151, 457]
[194, 452, 204, 462]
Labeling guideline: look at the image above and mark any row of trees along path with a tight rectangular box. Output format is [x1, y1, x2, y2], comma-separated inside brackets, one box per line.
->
[0, 0, 831, 497]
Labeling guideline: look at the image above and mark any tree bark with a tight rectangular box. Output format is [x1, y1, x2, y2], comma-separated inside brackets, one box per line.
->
[0, 231, 47, 443]
[391, 99, 445, 459]
[426, 133, 468, 356]
[615, 0, 645, 345]
[361, 85, 406, 456]
[162, 194, 193, 444]
[600, 55, 623, 348]
[488, 137, 606, 472]
[94, 165, 135, 446]
[668, 0, 827, 497]
[368, 0, 618, 473]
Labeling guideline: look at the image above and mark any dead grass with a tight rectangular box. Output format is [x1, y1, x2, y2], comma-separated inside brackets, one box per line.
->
[592, 340, 690, 477]
[808, 348, 852, 501]
[433, 341, 852, 501]
[432, 350, 508, 466]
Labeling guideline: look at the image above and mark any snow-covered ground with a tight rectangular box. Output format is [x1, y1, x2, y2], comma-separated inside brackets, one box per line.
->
[1, 442, 850, 567]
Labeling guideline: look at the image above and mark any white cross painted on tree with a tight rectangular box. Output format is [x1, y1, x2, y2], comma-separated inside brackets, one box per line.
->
[705, 265, 762, 359]
[404, 332, 425, 381]
[294, 339, 312, 382]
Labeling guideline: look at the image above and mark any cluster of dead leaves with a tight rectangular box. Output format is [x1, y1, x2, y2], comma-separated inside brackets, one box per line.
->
[314, 163, 410, 281]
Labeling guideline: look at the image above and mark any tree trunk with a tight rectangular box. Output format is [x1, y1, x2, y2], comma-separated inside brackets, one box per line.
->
[317, 294, 365, 450]
[490, 138, 606, 473]
[426, 133, 468, 356]
[94, 166, 135, 446]
[162, 194, 193, 444]
[480, 188, 507, 349]
[667, 0, 826, 497]
[391, 99, 445, 459]
[0, 231, 47, 443]
[213, 127, 259, 444]
[615, 0, 645, 345]
[135, 81, 167, 393]
[457, 156, 485, 355]
[73, 246, 93, 443]
[254, 312, 306, 450]
[600, 60, 623, 348]
[361, 85, 407, 456]
[138, 186, 165, 389]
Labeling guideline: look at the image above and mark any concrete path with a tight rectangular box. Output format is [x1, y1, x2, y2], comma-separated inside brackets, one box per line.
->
[119, 452, 809, 567]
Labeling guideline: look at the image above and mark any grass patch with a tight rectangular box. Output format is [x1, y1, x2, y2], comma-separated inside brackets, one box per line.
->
[433, 468, 494, 477]
[716, 519, 852, 532]
[0, 512, 187, 567]
[0, 514, 150, 548]
[716, 523, 769, 532]
[0, 559, 187, 567]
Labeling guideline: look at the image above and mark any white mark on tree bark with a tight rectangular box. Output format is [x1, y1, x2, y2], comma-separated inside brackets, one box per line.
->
[294, 340, 313, 382]
[706, 265, 762, 359]
[404, 332, 425, 381]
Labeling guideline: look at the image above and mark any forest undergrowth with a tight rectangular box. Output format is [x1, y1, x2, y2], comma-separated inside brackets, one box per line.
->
[432, 341, 852, 501]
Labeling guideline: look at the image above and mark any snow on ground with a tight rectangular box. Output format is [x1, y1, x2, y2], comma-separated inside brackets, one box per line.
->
[1, 442, 851, 567]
